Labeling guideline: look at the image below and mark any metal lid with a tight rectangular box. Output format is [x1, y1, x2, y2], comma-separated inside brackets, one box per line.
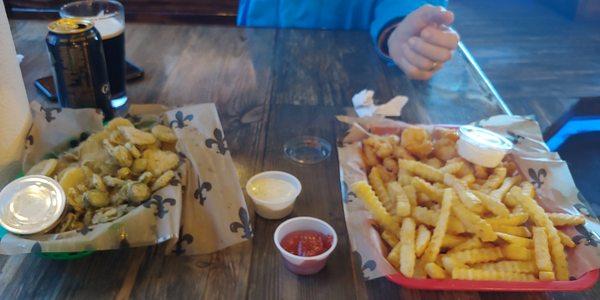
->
[48, 18, 94, 34]
[458, 125, 513, 151]
[0, 175, 66, 235]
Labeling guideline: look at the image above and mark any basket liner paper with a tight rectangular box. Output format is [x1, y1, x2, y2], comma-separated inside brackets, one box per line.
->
[0, 102, 252, 255]
[337, 114, 600, 280]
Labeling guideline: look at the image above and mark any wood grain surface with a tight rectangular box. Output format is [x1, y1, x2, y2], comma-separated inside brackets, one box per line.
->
[3, 19, 598, 299]
[450, 0, 600, 132]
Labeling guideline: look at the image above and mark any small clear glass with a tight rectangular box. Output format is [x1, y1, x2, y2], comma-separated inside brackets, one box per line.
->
[283, 136, 332, 164]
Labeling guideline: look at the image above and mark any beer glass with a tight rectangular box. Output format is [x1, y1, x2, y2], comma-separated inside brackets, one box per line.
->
[60, 0, 127, 108]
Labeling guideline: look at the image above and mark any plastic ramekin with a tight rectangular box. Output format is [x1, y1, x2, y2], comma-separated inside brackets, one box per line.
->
[273, 216, 338, 275]
[246, 171, 301, 220]
[456, 125, 513, 168]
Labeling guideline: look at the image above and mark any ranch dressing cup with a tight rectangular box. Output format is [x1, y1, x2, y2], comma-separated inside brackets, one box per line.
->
[0, 175, 66, 235]
[246, 171, 301, 219]
[456, 125, 513, 168]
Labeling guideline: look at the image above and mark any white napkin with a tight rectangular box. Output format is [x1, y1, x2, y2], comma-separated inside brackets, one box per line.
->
[351, 89, 408, 117]
[0, 2, 32, 187]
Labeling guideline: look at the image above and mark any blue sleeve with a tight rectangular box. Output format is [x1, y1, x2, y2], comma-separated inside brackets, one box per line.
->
[370, 0, 426, 44]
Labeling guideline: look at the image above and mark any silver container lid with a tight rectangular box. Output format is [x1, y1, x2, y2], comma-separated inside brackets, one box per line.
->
[458, 125, 513, 151]
[0, 175, 66, 235]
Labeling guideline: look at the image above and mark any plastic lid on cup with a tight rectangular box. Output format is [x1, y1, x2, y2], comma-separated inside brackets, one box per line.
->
[0, 175, 66, 235]
[457, 125, 513, 168]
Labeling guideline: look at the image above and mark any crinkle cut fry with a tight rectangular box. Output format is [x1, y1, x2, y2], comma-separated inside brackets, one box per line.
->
[387, 182, 411, 217]
[472, 190, 510, 217]
[450, 197, 497, 242]
[425, 262, 447, 279]
[485, 213, 529, 227]
[351, 181, 400, 236]
[398, 159, 444, 183]
[448, 247, 503, 265]
[482, 167, 507, 192]
[412, 177, 443, 202]
[411, 206, 465, 234]
[399, 217, 417, 277]
[368, 167, 394, 213]
[444, 173, 483, 214]
[510, 187, 569, 280]
[491, 176, 522, 205]
[548, 213, 586, 226]
[471, 260, 537, 274]
[557, 230, 576, 248]
[447, 236, 483, 253]
[532, 227, 553, 272]
[421, 189, 453, 263]
[492, 224, 531, 238]
[501, 244, 534, 261]
[452, 268, 537, 281]
[415, 225, 431, 258]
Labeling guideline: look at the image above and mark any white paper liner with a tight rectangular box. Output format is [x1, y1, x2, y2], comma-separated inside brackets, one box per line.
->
[0, 102, 251, 255]
[337, 114, 600, 280]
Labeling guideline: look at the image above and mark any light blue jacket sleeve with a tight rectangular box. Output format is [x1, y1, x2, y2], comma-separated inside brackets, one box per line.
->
[370, 0, 448, 44]
[370, 0, 447, 63]
[370, 0, 425, 44]
[238, 1, 448, 49]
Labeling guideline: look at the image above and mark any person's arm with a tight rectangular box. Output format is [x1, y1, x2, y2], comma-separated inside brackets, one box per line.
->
[371, 2, 460, 80]
[370, 0, 427, 58]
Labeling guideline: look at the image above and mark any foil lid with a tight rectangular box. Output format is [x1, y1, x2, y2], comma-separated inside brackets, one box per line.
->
[0, 175, 66, 235]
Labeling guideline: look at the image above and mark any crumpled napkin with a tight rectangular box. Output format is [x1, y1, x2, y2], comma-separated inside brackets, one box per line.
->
[351, 89, 408, 117]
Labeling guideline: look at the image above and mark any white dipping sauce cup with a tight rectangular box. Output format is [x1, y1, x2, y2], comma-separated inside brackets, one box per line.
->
[456, 125, 513, 168]
[246, 171, 301, 220]
[274, 217, 338, 275]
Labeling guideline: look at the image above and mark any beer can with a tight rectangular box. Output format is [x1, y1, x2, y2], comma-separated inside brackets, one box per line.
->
[0, 175, 66, 235]
[46, 18, 113, 119]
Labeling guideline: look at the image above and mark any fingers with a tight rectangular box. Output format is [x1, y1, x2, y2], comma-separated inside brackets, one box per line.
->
[396, 56, 434, 80]
[408, 36, 454, 62]
[401, 44, 436, 70]
[439, 10, 455, 26]
[388, 5, 459, 80]
[421, 26, 460, 50]
[416, 5, 455, 27]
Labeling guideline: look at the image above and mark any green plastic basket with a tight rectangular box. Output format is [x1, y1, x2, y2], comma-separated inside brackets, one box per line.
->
[38, 250, 94, 260]
[0, 172, 95, 260]
[0, 216, 94, 261]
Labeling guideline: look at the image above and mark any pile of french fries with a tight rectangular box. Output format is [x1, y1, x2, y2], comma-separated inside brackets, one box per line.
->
[351, 126, 586, 281]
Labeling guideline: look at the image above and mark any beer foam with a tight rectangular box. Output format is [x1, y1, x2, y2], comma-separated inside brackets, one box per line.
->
[93, 17, 124, 40]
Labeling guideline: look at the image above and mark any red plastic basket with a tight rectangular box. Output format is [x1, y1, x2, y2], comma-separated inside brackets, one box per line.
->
[386, 269, 599, 292]
[367, 124, 600, 292]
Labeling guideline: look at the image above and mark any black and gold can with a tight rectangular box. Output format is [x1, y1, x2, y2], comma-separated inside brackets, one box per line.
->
[46, 18, 113, 119]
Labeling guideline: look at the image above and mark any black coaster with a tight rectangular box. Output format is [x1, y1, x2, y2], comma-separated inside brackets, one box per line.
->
[34, 60, 144, 102]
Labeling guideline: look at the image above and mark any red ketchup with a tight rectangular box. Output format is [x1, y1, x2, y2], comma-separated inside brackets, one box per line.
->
[280, 230, 333, 257]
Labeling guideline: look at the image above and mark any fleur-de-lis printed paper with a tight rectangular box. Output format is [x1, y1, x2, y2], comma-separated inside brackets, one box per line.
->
[337, 114, 600, 280]
[164, 103, 251, 255]
[0, 102, 249, 256]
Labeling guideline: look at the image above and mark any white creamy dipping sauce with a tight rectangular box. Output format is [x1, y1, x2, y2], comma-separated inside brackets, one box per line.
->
[249, 178, 296, 202]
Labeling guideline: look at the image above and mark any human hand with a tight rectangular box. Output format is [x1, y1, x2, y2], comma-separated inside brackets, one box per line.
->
[387, 5, 460, 80]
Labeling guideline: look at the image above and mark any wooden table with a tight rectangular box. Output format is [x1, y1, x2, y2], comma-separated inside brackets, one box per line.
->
[4, 20, 598, 299]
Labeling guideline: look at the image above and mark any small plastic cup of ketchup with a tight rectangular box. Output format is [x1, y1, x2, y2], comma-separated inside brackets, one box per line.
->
[273, 216, 338, 275]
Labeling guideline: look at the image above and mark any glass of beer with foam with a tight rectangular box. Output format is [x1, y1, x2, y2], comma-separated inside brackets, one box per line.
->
[60, 0, 127, 109]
